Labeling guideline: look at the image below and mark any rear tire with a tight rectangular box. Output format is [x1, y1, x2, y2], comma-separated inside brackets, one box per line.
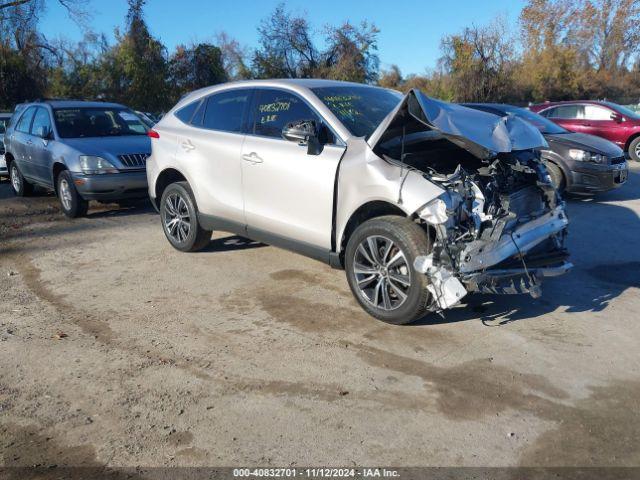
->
[160, 182, 211, 252]
[57, 170, 88, 218]
[9, 163, 34, 197]
[629, 136, 640, 162]
[345, 216, 433, 325]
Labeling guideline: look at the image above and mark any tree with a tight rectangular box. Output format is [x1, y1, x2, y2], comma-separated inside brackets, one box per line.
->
[216, 31, 251, 80]
[0, 0, 88, 107]
[517, 0, 640, 101]
[439, 18, 515, 102]
[168, 42, 227, 101]
[252, 3, 318, 78]
[102, 0, 168, 111]
[318, 21, 380, 83]
[378, 64, 403, 89]
[577, 0, 640, 72]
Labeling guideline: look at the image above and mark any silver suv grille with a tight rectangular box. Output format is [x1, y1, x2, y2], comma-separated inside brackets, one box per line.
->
[118, 153, 149, 169]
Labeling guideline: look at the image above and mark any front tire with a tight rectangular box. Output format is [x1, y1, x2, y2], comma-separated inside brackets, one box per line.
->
[9, 163, 34, 197]
[57, 170, 88, 218]
[629, 136, 640, 162]
[345, 216, 433, 325]
[545, 161, 566, 194]
[160, 182, 211, 252]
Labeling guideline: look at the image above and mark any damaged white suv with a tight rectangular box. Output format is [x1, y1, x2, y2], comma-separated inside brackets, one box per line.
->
[146, 80, 571, 324]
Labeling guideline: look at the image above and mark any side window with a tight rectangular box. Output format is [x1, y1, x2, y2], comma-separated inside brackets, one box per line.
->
[16, 107, 36, 133]
[30, 107, 52, 137]
[583, 105, 614, 121]
[546, 105, 583, 119]
[202, 90, 251, 133]
[174, 100, 199, 124]
[253, 89, 320, 138]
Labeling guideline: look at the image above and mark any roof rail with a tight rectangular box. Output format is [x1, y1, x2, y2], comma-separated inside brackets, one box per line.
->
[31, 97, 87, 103]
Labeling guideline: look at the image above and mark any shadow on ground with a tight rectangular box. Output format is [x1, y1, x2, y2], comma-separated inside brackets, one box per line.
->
[203, 235, 265, 252]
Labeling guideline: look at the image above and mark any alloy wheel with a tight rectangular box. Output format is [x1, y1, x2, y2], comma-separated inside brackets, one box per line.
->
[163, 192, 191, 243]
[10, 166, 20, 193]
[59, 178, 73, 211]
[635, 142, 640, 160]
[353, 235, 411, 311]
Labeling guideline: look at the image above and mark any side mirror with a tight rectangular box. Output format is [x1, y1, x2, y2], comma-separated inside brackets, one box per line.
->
[282, 120, 323, 155]
[611, 112, 624, 123]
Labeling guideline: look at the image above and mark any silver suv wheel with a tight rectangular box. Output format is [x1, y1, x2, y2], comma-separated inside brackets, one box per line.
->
[162, 192, 191, 243]
[10, 165, 20, 192]
[353, 235, 411, 311]
[59, 178, 73, 211]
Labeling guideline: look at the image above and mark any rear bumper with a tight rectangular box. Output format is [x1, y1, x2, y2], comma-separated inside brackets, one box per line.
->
[0, 154, 7, 175]
[71, 170, 148, 201]
[566, 160, 628, 193]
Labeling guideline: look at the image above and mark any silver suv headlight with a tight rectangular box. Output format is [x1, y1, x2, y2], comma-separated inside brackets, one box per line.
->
[568, 149, 607, 164]
[79, 156, 119, 174]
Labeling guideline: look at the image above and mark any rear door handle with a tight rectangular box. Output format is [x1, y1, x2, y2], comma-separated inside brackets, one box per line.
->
[242, 152, 263, 164]
[181, 140, 195, 152]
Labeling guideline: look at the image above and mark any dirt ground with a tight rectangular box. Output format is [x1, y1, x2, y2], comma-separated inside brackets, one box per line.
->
[0, 164, 639, 471]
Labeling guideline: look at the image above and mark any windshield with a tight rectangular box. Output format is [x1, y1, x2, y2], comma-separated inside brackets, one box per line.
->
[53, 108, 148, 138]
[604, 102, 640, 120]
[500, 105, 568, 134]
[312, 86, 402, 139]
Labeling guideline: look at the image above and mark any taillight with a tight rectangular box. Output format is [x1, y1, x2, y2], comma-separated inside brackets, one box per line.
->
[148, 130, 160, 139]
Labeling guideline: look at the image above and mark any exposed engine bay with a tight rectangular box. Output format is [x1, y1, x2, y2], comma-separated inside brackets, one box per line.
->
[370, 90, 572, 312]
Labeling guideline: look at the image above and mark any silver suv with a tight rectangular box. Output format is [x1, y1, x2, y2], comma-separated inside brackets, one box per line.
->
[4, 100, 151, 217]
[147, 79, 571, 324]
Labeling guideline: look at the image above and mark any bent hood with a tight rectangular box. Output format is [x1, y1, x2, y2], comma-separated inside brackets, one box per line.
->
[368, 89, 547, 160]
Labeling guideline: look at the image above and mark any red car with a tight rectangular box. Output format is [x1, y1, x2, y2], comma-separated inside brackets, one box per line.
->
[530, 100, 640, 162]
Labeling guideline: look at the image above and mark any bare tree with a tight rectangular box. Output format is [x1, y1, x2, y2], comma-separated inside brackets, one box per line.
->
[252, 3, 318, 78]
[216, 31, 251, 80]
[439, 17, 515, 101]
[577, 0, 640, 71]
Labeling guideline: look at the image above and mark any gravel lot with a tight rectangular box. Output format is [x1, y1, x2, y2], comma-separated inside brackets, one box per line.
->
[0, 165, 639, 471]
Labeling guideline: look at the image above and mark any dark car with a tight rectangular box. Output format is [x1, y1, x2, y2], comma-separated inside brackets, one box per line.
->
[0, 112, 12, 177]
[529, 100, 640, 162]
[3, 100, 151, 217]
[463, 103, 628, 194]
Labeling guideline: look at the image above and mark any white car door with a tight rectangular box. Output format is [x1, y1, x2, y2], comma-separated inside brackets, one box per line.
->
[241, 88, 346, 251]
[175, 89, 252, 226]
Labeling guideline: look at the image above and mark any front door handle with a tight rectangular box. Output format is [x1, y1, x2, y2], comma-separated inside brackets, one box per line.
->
[181, 140, 195, 152]
[242, 152, 263, 164]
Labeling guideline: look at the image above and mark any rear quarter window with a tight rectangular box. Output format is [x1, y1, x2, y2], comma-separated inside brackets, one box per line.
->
[174, 100, 200, 124]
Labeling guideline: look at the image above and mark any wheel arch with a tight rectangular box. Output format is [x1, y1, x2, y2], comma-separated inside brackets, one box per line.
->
[4, 152, 15, 168]
[154, 168, 187, 209]
[624, 132, 640, 153]
[52, 162, 68, 194]
[541, 152, 568, 188]
[335, 200, 408, 268]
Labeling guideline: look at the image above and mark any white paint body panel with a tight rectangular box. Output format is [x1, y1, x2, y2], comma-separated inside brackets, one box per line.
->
[147, 79, 445, 257]
[241, 135, 345, 249]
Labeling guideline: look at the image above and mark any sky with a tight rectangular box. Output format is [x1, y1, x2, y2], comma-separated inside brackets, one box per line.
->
[39, 0, 528, 76]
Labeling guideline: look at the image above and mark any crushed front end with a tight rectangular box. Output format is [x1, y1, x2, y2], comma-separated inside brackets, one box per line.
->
[369, 89, 572, 312]
[414, 151, 571, 311]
